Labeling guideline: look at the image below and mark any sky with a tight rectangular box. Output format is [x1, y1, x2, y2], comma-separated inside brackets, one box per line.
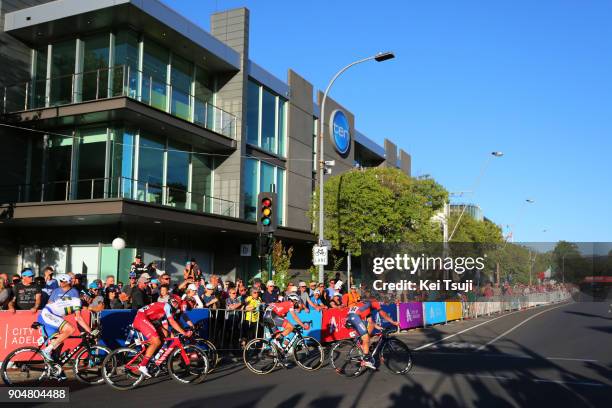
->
[163, 0, 612, 243]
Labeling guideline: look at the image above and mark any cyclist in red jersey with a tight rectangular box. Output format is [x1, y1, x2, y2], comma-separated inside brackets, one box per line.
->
[132, 295, 193, 377]
[346, 295, 398, 369]
[264, 293, 310, 340]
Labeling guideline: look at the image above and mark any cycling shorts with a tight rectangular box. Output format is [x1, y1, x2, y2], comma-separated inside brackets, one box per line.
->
[346, 313, 368, 337]
[133, 311, 163, 340]
[37, 308, 67, 338]
[263, 310, 291, 330]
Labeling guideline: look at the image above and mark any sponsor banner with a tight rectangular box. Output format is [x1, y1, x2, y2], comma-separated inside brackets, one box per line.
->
[372, 304, 398, 334]
[321, 307, 355, 342]
[398, 302, 424, 329]
[0, 310, 90, 361]
[98, 309, 210, 349]
[445, 302, 463, 321]
[286, 309, 322, 341]
[423, 302, 447, 325]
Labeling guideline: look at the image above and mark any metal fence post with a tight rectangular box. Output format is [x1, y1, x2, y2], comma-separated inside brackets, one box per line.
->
[24, 81, 29, 110]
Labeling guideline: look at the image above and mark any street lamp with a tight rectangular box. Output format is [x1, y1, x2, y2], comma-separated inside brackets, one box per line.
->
[503, 198, 535, 247]
[318, 51, 395, 282]
[448, 151, 503, 241]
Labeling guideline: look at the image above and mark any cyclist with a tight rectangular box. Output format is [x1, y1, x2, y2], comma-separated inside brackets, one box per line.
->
[263, 293, 310, 346]
[346, 295, 398, 370]
[37, 274, 95, 367]
[132, 295, 194, 378]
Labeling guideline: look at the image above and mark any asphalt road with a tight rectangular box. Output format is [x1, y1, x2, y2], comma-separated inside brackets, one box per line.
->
[18, 300, 612, 408]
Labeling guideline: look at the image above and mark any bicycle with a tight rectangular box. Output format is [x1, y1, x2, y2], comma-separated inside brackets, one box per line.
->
[102, 332, 208, 390]
[124, 322, 219, 372]
[0, 321, 110, 386]
[330, 326, 412, 377]
[243, 321, 324, 374]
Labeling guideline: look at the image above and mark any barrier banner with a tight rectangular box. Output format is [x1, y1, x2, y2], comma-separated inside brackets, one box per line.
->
[445, 302, 463, 321]
[99, 309, 210, 349]
[0, 310, 91, 361]
[321, 308, 354, 342]
[398, 302, 423, 329]
[286, 309, 322, 341]
[372, 304, 398, 334]
[423, 302, 447, 325]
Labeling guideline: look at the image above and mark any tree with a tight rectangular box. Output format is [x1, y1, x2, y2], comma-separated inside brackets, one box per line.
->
[310, 168, 448, 256]
[271, 240, 293, 289]
[448, 213, 504, 243]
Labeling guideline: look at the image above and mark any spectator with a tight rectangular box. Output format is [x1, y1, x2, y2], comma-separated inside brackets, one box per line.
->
[225, 287, 243, 311]
[262, 280, 279, 304]
[183, 258, 201, 282]
[182, 283, 204, 308]
[158, 273, 171, 290]
[150, 279, 160, 302]
[146, 261, 159, 277]
[343, 285, 361, 307]
[298, 281, 317, 311]
[11, 274, 21, 286]
[210, 274, 223, 294]
[130, 254, 147, 277]
[326, 280, 336, 299]
[329, 292, 343, 308]
[251, 278, 263, 294]
[158, 284, 171, 302]
[82, 282, 105, 312]
[319, 283, 331, 306]
[131, 276, 151, 310]
[117, 281, 124, 291]
[121, 272, 138, 307]
[310, 290, 327, 311]
[0, 276, 13, 309]
[202, 283, 219, 309]
[308, 281, 317, 296]
[104, 285, 123, 309]
[42, 266, 58, 297]
[103, 275, 115, 294]
[244, 287, 262, 340]
[49, 274, 79, 302]
[72, 274, 85, 293]
[8, 269, 42, 312]
[284, 282, 296, 296]
[237, 285, 248, 302]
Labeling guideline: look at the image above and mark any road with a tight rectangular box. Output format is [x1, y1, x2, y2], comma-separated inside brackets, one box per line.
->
[24, 300, 612, 408]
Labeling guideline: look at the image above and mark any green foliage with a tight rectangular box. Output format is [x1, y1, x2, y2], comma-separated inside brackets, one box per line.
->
[271, 240, 293, 289]
[310, 168, 448, 256]
[448, 213, 504, 243]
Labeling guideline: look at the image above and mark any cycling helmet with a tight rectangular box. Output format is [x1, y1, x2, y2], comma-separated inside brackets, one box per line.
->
[287, 293, 300, 304]
[169, 294, 183, 311]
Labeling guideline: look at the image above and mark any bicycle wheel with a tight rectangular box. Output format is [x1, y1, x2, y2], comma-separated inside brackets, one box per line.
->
[102, 347, 144, 390]
[0, 347, 52, 386]
[193, 338, 219, 372]
[167, 345, 209, 384]
[381, 338, 413, 374]
[73, 345, 111, 385]
[330, 340, 364, 377]
[243, 338, 278, 375]
[293, 336, 324, 371]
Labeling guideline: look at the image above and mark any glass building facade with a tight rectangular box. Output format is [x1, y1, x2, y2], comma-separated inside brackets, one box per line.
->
[243, 158, 285, 225]
[246, 79, 287, 156]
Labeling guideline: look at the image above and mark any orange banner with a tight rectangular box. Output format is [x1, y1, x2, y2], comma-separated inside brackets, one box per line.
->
[445, 302, 463, 321]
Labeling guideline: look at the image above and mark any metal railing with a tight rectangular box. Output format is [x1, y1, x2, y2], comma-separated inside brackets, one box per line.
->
[1, 65, 237, 139]
[0, 176, 237, 218]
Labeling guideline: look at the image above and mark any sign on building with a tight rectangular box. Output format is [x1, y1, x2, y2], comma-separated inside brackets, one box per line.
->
[240, 244, 252, 257]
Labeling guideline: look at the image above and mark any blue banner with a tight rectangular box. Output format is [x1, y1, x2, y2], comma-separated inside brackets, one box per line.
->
[423, 302, 447, 325]
[286, 309, 322, 341]
[371, 304, 399, 334]
[98, 309, 210, 349]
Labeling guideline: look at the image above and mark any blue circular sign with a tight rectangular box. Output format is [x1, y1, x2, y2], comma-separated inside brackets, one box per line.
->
[329, 110, 351, 156]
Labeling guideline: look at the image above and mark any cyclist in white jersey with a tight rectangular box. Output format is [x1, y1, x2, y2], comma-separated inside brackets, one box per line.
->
[37, 274, 93, 360]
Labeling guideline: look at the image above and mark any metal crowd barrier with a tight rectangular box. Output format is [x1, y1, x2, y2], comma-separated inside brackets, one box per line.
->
[206, 308, 263, 352]
[461, 290, 571, 319]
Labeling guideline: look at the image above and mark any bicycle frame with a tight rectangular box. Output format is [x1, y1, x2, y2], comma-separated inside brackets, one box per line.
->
[125, 336, 190, 373]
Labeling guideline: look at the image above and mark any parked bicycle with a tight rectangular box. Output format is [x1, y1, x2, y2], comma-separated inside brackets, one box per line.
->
[102, 331, 208, 390]
[1, 322, 109, 386]
[330, 326, 412, 377]
[243, 321, 324, 374]
[124, 321, 219, 372]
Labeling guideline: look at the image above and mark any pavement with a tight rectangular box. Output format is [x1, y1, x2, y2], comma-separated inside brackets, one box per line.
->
[15, 299, 612, 408]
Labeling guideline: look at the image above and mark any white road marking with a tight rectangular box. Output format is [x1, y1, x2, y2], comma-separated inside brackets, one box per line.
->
[414, 308, 527, 351]
[476, 303, 570, 351]
[416, 351, 599, 363]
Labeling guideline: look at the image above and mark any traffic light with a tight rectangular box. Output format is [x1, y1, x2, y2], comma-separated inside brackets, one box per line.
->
[257, 192, 277, 233]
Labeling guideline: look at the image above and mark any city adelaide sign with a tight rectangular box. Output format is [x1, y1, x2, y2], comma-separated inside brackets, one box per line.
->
[329, 109, 351, 157]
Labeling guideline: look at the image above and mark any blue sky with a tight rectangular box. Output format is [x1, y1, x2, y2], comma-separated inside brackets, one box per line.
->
[163, 0, 612, 243]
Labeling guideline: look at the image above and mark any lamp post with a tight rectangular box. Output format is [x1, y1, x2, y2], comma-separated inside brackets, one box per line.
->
[317, 52, 395, 283]
[448, 151, 503, 242]
[503, 198, 535, 248]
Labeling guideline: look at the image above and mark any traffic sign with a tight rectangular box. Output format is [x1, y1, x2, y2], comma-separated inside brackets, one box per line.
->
[313, 245, 328, 266]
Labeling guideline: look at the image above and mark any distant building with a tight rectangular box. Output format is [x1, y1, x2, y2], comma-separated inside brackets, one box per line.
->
[450, 204, 483, 222]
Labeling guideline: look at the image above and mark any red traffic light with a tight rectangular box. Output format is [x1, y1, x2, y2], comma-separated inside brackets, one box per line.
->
[262, 198, 271, 207]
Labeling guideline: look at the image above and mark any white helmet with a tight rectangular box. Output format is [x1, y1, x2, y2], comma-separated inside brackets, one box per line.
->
[287, 293, 300, 304]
